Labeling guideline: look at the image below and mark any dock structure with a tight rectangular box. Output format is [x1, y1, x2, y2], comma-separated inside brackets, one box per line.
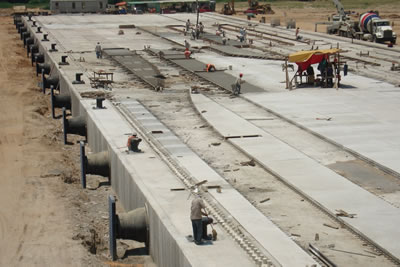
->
[17, 11, 400, 267]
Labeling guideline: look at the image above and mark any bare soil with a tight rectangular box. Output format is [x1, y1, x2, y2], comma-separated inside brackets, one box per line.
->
[0, 9, 152, 267]
[218, 2, 400, 36]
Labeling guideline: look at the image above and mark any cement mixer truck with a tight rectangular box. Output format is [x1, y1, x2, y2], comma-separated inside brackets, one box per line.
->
[353, 12, 396, 43]
[328, 6, 396, 44]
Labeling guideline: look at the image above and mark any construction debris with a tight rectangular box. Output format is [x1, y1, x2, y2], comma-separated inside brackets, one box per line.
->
[336, 209, 357, 218]
[211, 142, 221, 146]
[323, 223, 339, 229]
[259, 197, 270, 203]
[170, 188, 186, 191]
[240, 159, 256, 166]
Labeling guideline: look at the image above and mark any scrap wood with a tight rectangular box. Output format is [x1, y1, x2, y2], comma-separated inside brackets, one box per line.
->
[240, 159, 256, 167]
[211, 142, 221, 146]
[291, 233, 301, 237]
[170, 187, 186, 191]
[206, 185, 221, 189]
[194, 180, 208, 187]
[316, 117, 332, 121]
[323, 223, 339, 229]
[259, 197, 270, 203]
[335, 209, 356, 218]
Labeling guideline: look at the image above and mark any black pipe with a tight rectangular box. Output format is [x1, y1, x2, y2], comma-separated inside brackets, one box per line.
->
[21, 31, 30, 43]
[80, 145, 110, 189]
[41, 73, 59, 93]
[109, 195, 149, 261]
[29, 44, 39, 58]
[32, 52, 44, 66]
[36, 62, 50, 76]
[51, 86, 71, 119]
[62, 108, 86, 145]
[25, 37, 34, 51]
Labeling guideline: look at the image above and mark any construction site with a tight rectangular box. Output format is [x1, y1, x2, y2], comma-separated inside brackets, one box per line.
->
[1, 0, 400, 266]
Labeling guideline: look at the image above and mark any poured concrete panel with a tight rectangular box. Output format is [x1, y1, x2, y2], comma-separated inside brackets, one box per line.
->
[191, 93, 400, 261]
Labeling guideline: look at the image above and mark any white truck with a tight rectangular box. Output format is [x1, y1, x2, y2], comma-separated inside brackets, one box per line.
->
[327, 0, 396, 44]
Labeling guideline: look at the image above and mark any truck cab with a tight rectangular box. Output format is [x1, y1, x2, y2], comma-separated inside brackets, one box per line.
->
[372, 19, 396, 43]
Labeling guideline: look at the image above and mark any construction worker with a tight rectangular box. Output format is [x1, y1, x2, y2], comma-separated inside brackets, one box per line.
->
[190, 190, 208, 245]
[201, 216, 214, 240]
[199, 22, 204, 34]
[184, 48, 191, 59]
[186, 19, 191, 32]
[295, 27, 300, 40]
[127, 133, 142, 152]
[95, 42, 102, 59]
[184, 40, 191, 50]
[205, 64, 216, 72]
[233, 73, 244, 95]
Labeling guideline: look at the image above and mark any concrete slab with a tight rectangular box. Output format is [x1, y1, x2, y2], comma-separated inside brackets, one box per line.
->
[191, 93, 400, 261]
[120, 100, 319, 267]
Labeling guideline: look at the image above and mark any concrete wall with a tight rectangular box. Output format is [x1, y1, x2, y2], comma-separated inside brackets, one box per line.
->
[50, 0, 107, 14]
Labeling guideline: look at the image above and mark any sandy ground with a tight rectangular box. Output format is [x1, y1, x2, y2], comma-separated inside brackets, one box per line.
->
[0, 10, 87, 266]
[217, 2, 400, 36]
[0, 9, 153, 267]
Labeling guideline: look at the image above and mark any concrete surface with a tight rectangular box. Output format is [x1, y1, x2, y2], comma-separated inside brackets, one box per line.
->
[191, 93, 400, 261]
[120, 99, 319, 267]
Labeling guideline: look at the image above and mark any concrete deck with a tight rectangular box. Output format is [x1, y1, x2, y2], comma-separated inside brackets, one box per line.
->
[191, 93, 400, 261]
[119, 99, 319, 267]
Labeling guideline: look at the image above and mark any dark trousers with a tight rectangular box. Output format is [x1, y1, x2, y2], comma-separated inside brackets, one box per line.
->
[191, 219, 202, 244]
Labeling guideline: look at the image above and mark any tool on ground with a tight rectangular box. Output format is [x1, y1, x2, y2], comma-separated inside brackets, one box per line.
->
[206, 211, 218, 241]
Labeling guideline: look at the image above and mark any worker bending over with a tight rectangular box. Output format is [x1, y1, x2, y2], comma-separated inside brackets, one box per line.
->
[127, 133, 142, 152]
[205, 64, 216, 72]
[184, 48, 191, 59]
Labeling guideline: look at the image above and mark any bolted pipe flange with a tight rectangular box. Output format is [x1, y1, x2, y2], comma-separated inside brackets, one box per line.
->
[51, 86, 71, 118]
[80, 147, 110, 189]
[108, 197, 149, 261]
[41, 72, 59, 94]
[62, 108, 86, 145]
[18, 26, 27, 35]
[32, 52, 44, 66]
[25, 37, 34, 51]
[22, 32, 30, 44]
[59, 55, 69, 66]
[72, 73, 85, 84]
[49, 43, 58, 52]
[42, 33, 49, 42]
[28, 43, 38, 57]
[16, 22, 24, 31]
[36, 62, 50, 77]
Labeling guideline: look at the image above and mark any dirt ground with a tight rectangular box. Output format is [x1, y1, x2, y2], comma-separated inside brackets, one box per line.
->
[0, 9, 151, 267]
[218, 2, 400, 36]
